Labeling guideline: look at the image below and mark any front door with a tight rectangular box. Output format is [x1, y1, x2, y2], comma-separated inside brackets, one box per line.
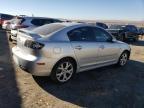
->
[68, 26, 101, 68]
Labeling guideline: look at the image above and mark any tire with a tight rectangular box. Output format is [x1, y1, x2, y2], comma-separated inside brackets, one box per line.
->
[117, 51, 128, 66]
[50, 58, 76, 84]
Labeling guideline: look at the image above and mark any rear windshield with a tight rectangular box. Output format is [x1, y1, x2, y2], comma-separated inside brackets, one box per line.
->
[32, 24, 66, 36]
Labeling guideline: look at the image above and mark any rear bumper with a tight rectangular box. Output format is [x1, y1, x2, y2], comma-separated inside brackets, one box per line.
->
[12, 46, 53, 76]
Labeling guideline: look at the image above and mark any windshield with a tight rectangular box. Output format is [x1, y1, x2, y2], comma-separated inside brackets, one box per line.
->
[32, 23, 66, 36]
[126, 25, 138, 32]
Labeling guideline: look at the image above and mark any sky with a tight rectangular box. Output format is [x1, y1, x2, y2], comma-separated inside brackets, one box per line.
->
[0, 0, 144, 21]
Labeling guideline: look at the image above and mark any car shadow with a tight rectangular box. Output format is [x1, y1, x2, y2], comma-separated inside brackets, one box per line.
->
[0, 30, 21, 108]
[33, 60, 144, 108]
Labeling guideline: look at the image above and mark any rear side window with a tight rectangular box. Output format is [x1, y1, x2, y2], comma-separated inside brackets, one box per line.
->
[32, 24, 65, 36]
[42, 19, 53, 24]
[68, 27, 95, 41]
[31, 19, 54, 26]
[31, 19, 44, 26]
[53, 19, 63, 23]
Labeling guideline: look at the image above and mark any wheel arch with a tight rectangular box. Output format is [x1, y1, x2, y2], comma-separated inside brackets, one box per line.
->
[51, 56, 78, 73]
[122, 50, 131, 60]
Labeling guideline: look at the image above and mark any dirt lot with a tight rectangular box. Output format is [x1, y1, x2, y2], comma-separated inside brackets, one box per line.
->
[0, 29, 144, 108]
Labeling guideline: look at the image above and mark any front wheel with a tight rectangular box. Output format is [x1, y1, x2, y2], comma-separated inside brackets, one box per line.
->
[50, 59, 76, 83]
[117, 52, 128, 66]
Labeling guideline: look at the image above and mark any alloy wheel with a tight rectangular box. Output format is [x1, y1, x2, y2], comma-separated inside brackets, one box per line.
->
[120, 53, 128, 66]
[56, 62, 74, 82]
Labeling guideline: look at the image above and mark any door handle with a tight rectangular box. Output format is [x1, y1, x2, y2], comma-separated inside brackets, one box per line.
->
[75, 45, 82, 50]
[99, 45, 105, 49]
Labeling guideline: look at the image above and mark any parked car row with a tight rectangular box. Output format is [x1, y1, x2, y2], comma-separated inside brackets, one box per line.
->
[86, 22, 141, 42]
[107, 25, 139, 42]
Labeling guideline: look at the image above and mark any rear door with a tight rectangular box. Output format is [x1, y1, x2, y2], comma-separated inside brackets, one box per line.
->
[68, 26, 101, 68]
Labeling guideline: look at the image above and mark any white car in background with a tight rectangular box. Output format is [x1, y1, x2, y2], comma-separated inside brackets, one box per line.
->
[9, 17, 63, 41]
[2, 16, 23, 30]
[2, 19, 12, 30]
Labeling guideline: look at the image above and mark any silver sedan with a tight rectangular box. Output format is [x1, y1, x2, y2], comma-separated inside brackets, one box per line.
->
[12, 23, 131, 83]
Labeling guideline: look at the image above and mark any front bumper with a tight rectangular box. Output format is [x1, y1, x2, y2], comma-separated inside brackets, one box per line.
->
[12, 46, 53, 76]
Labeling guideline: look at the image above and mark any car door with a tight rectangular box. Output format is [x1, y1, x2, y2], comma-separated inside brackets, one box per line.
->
[93, 28, 120, 64]
[68, 27, 101, 68]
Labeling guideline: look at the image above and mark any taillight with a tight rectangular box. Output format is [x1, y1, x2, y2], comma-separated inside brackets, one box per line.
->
[24, 40, 44, 49]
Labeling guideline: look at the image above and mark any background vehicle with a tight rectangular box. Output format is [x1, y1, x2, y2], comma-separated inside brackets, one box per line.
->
[0, 13, 14, 28]
[107, 25, 139, 42]
[96, 22, 108, 29]
[138, 27, 144, 35]
[12, 23, 131, 83]
[9, 17, 63, 41]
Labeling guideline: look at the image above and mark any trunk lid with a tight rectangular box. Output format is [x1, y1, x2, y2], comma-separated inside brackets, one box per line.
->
[17, 29, 42, 54]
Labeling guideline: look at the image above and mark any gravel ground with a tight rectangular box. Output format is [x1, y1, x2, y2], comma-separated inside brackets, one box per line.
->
[0, 29, 144, 108]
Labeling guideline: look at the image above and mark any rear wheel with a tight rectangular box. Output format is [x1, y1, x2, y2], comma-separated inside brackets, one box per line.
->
[117, 52, 128, 66]
[51, 59, 76, 83]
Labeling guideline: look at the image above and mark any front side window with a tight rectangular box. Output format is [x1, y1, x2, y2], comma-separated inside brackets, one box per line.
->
[93, 28, 112, 42]
[68, 27, 95, 42]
